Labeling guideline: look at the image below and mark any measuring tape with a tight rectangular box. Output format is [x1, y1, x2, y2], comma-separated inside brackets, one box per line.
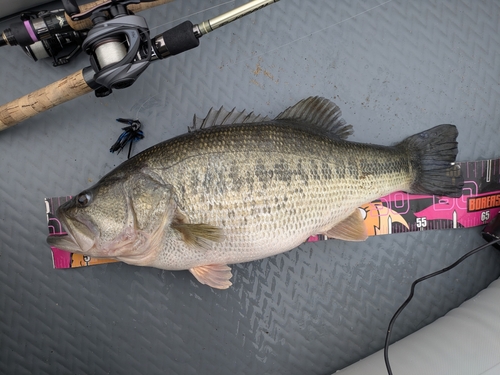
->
[46, 158, 500, 269]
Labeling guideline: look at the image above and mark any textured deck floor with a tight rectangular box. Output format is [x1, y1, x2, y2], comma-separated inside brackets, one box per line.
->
[1, 1, 499, 374]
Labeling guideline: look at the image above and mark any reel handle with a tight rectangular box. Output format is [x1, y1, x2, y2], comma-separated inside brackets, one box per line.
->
[64, 0, 174, 31]
[0, 70, 93, 131]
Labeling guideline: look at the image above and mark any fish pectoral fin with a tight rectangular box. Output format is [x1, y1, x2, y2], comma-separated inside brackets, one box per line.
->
[324, 209, 368, 241]
[171, 222, 225, 250]
[189, 264, 233, 289]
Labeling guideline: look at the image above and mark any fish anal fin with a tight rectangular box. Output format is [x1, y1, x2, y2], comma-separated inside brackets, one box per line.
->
[171, 208, 224, 250]
[274, 96, 353, 140]
[324, 209, 368, 241]
[189, 264, 233, 289]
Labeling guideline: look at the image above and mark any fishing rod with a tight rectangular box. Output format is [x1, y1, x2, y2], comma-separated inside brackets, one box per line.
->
[0, 0, 280, 132]
[0, 1, 174, 65]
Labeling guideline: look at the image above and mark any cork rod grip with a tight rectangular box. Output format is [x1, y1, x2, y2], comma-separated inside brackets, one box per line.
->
[0, 70, 94, 131]
[65, 0, 175, 31]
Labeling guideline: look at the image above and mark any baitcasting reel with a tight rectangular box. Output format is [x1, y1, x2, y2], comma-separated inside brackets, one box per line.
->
[64, 0, 155, 96]
[64, 0, 211, 97]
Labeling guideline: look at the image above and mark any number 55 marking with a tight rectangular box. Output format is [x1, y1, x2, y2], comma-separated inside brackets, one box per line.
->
[416, 217, 427, 228]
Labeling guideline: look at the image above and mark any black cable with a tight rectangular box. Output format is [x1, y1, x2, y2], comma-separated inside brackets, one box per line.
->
[384, 237, 500, 375]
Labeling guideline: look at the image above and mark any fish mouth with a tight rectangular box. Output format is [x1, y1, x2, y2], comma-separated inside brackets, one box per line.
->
[47, 233, 86, 253]
[46, 213, 96, 254]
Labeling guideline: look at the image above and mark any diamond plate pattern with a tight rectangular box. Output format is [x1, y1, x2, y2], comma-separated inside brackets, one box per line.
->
[1, 1, 500, 374]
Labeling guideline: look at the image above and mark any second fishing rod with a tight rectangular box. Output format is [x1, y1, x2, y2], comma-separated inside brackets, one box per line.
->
[0, 0, 281, 131]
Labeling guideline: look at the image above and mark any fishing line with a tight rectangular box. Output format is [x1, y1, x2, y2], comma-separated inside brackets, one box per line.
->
[384, 237, 500, 375]
[148, 0, 236, 34]
[114, 1, 237, 52]
[134, 95, 156, 120]
[229, 0, 393, 67]
[146, 0, 393, 68]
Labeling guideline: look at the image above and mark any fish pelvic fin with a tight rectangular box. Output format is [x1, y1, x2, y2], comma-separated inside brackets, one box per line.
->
[274, 96, 353, 140]
[401, 124, 464, 197]
[324, 209, 368, 241]
[189, 264, 233, 289]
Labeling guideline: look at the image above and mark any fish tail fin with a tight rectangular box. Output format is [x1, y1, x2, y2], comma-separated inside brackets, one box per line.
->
[400, 124, 464, 197]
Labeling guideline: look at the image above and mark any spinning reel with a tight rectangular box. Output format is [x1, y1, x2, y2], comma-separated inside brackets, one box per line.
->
[0, 9, 86, 66]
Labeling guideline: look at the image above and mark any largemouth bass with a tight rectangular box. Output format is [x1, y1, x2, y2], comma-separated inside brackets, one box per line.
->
[47, 97, 463, 289]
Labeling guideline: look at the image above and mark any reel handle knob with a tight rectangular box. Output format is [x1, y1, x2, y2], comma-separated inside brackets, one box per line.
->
[61, 0, 80, 16]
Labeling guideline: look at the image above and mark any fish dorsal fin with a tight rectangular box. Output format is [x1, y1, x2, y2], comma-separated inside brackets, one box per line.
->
[189, 264, 233, 289]
[274, 96, 353, 140]
[324, 208, 368, 241]
[189, 106, 271, 132]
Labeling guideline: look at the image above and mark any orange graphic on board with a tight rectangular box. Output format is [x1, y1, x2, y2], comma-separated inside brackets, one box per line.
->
[70, 253, 117, 268]
[360, 201, 409, 236]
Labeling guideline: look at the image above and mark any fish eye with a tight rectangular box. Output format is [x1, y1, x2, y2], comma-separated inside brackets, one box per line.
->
[77, 192, 92, 207]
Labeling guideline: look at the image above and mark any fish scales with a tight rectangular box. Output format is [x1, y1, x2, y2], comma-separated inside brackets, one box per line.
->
[48, 97, 463, 289]
[142, 123, 413, 269]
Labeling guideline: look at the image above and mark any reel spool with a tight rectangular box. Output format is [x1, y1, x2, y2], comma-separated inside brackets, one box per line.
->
[65, 0, 153, 96]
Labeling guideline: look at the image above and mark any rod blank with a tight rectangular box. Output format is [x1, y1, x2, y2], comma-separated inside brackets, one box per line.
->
[197, 0, 279, 35]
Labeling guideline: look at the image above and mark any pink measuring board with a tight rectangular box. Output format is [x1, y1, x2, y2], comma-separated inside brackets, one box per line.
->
[46, 158, 500, 269]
